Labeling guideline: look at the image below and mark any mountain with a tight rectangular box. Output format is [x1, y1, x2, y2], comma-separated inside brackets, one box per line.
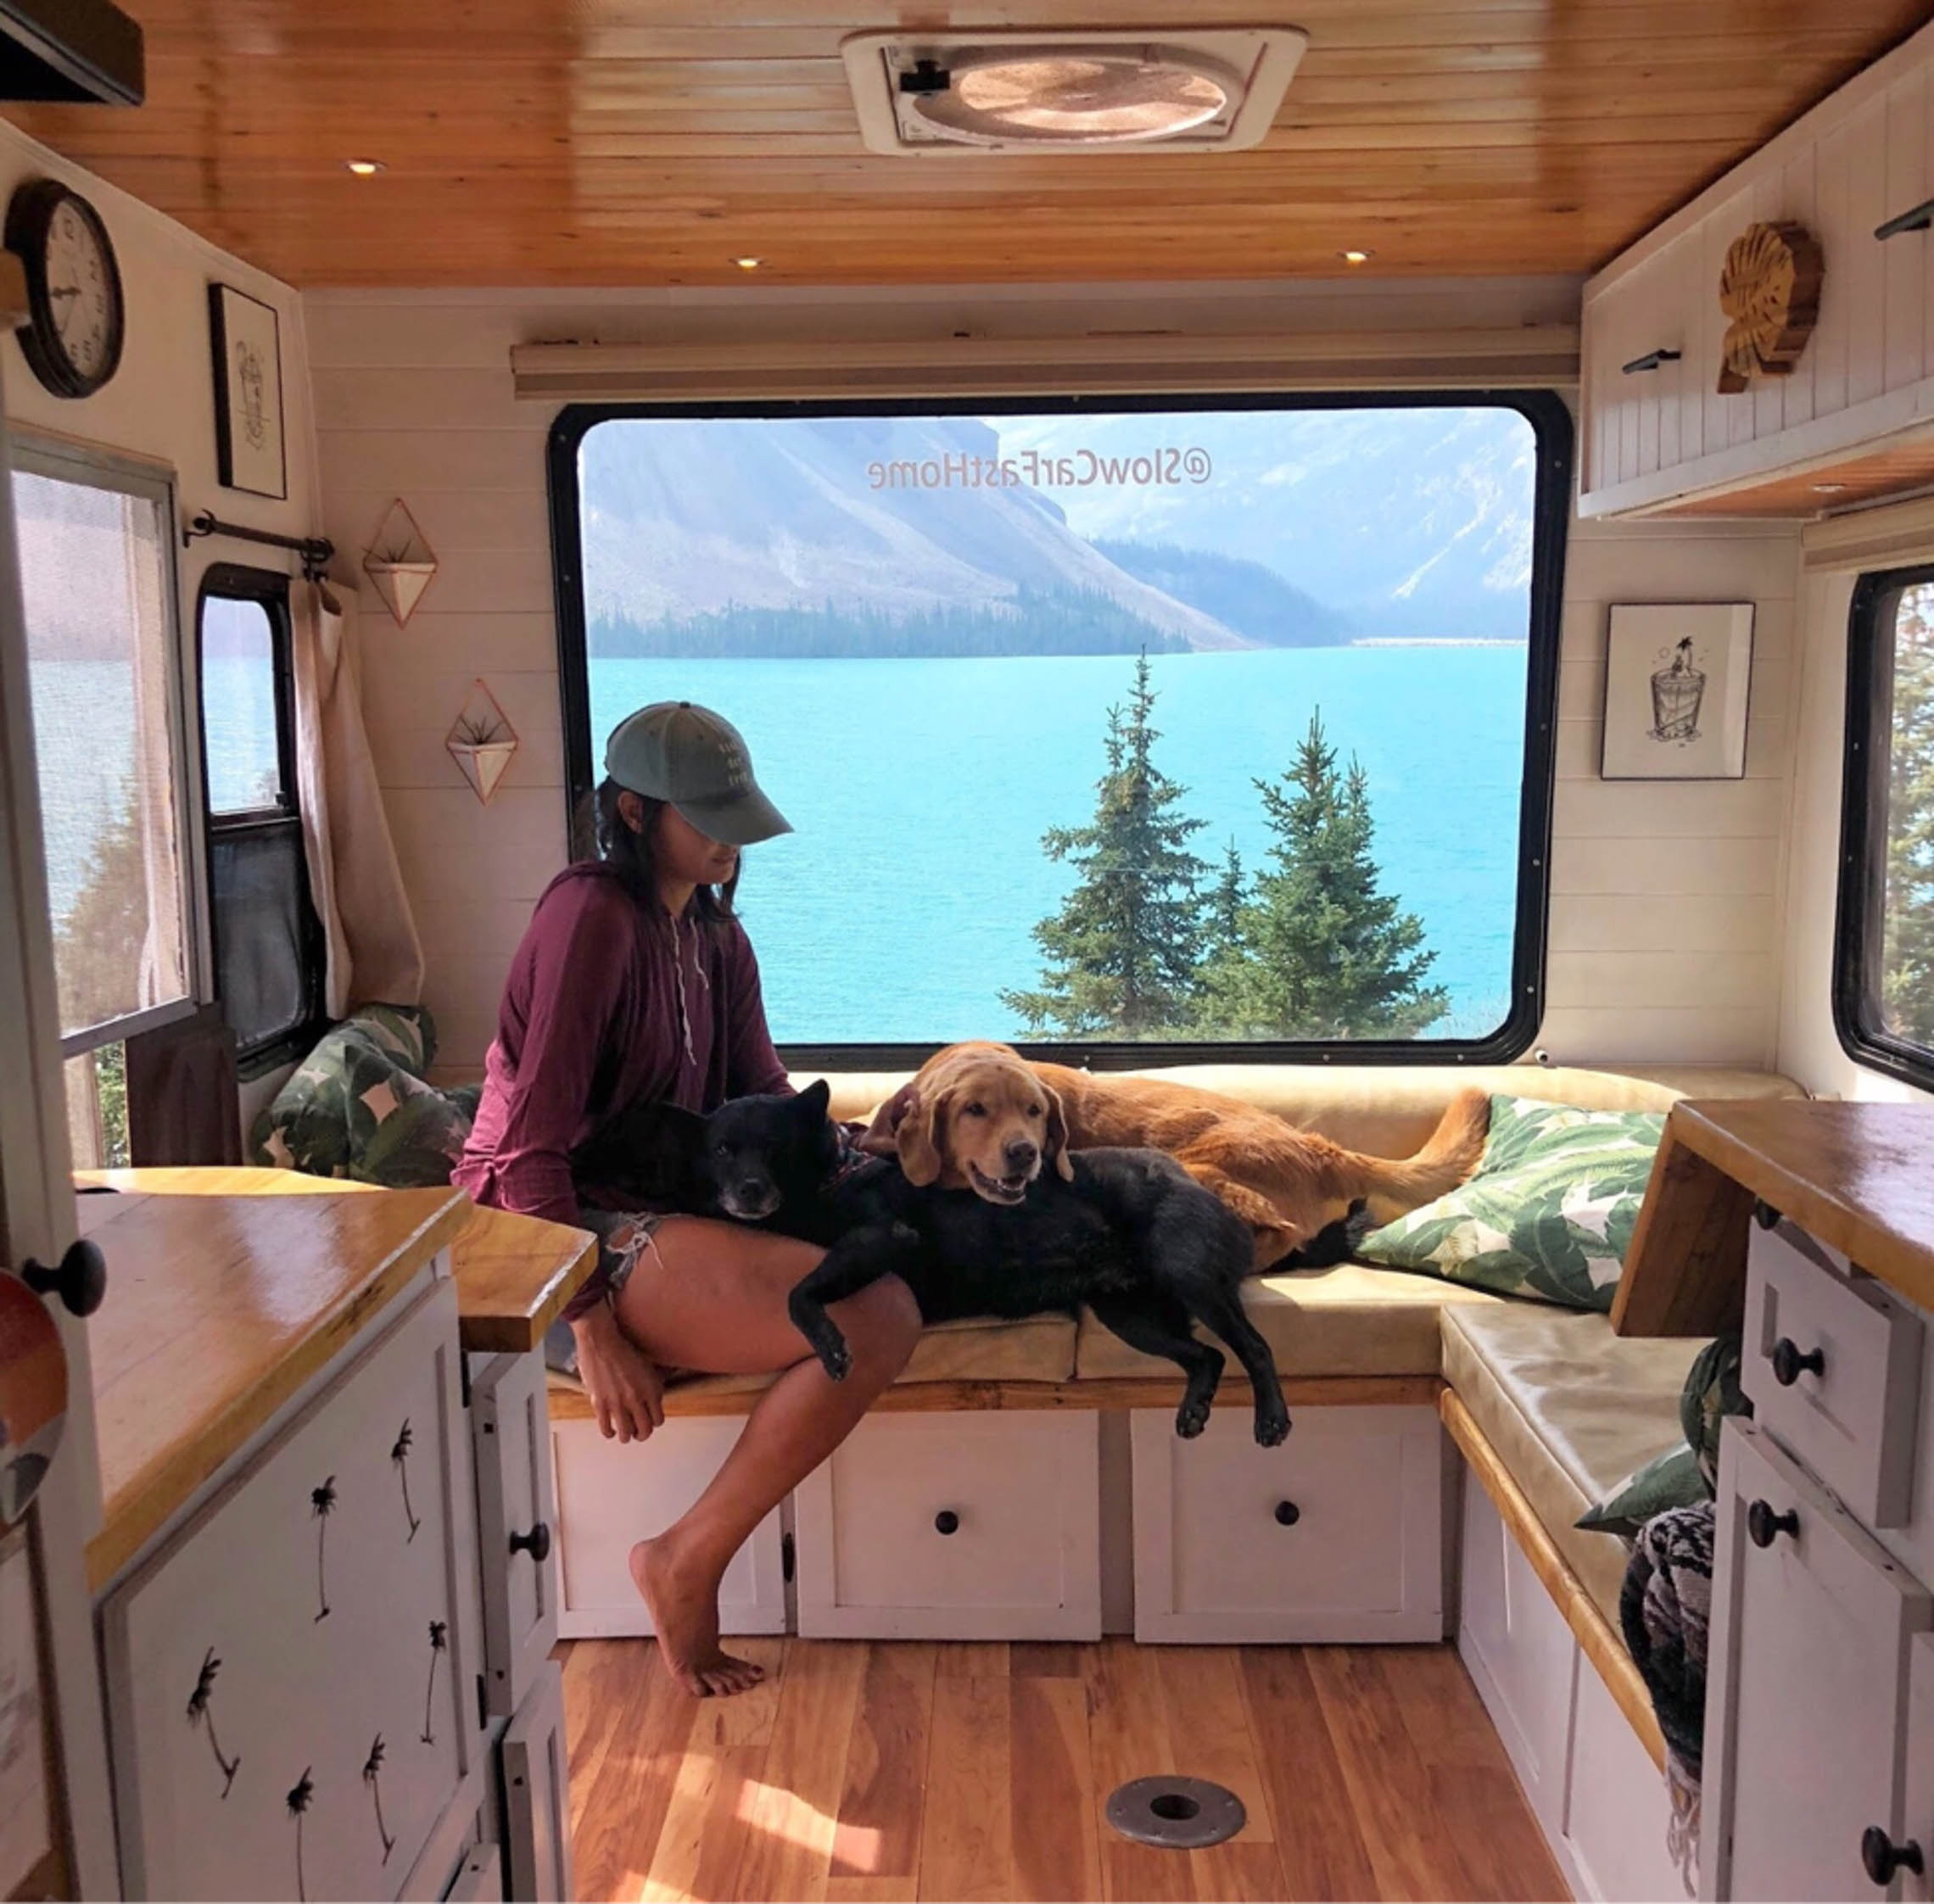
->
[1090, 539, 1356, 646]
[582, 415, 1249, 655]
[1000, 405, 1539, 640]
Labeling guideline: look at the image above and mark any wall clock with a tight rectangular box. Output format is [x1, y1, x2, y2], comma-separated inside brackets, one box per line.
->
[4, 178, 126, 399]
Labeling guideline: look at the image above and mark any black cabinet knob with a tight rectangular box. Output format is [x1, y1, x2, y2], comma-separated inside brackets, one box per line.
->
[1771, 1337, 1826, 1387]
[21, 1238, 106, 1317]
[934, 1510, 959, 1536]
[1747, 1499, 1800, 1549]
[1752, 1199, 1781, 1231]
[508, 1522, 551, 1563]
[1862, 1826, 1924, 1885]
[1274, 1500, 1300, 1527]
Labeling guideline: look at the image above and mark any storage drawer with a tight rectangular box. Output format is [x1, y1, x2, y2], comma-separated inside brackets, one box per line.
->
[1701, 1421, 1931, 1902]
[794, 1411, 1099, 1640]
[551, 1416, 785, 1639]
[1132, 1404, 1442, 1643]
[1743, 1217, 1923, 1527]
[500, 1661, 572, 1903]
[470, 1353, 558, 1717]
[102, 1280, 488, 1902]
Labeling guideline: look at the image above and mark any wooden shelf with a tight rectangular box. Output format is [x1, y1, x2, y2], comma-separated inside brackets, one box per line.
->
[1613, 1099, 1934, 1336]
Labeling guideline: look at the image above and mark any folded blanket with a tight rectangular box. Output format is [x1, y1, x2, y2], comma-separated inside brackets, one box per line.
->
[1621, 1499, 1715, 1888]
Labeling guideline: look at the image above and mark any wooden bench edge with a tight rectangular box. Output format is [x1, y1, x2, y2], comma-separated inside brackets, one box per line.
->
[1439, 1385, 1667, 1773]
[545, 1371, 1443, 1421]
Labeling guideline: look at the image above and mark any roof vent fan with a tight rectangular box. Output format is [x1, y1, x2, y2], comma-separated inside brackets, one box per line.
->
[841, 27, 1308, 155]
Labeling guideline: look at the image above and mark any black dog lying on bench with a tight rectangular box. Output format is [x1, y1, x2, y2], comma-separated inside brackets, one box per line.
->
[578, 1065, 1366, 1447]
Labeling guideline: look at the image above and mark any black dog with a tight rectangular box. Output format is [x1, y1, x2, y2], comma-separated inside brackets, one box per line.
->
[577, 1082, 1366, 1445]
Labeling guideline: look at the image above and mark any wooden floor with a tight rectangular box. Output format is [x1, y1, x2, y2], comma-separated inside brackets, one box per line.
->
[561, 1637, 1570, 1902]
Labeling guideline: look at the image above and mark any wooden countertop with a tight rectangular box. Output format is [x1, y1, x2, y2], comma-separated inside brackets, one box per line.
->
[75, 1166, 600, 1355]
[1614, 1099, 1934, 1336]
[74, 1180, 469, 1589]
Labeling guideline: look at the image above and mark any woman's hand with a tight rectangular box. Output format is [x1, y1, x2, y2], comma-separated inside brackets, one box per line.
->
[572, 1304, 667, 1443]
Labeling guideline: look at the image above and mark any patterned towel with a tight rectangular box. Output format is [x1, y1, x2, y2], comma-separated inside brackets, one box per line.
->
[1621, 1500, 1715, 1889]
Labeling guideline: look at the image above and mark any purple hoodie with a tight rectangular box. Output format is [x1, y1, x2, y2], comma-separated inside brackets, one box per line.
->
[452, 863, 790, 1315]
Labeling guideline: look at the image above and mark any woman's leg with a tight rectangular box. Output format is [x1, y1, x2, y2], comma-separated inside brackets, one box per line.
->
[607, 1214, 921, 1696]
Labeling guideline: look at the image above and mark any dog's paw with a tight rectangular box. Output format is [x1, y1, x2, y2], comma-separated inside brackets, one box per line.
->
[1254, 1405, 1292, 1449]
[816, 1335, 852, 1382]
[1175, 1399, 1210, 1438]
[1343, 1198, 1375, 1250]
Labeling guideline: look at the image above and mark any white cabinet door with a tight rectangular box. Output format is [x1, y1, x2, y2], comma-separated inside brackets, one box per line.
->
[1702, 1421, 1931, 1902]
[470, 1354, 559, 1718]
[1133, 1404, 1441, 1643]
[1896, 1632, 1934, 1903]
[101, 1280, 488, 1901]
[501, 1660, 572, 1903]
[795, 1411, 1099, 1640]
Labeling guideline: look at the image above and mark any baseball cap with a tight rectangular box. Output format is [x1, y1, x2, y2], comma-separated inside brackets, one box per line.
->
[603, 701, 793, 846]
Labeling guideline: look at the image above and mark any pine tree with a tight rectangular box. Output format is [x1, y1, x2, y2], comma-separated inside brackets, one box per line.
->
[1003, 654, 1210, 1037]
[1216, 710, 1449, 1040]
[1190, 839, 1249, 1032]
[1883, 590, 1934, 1042]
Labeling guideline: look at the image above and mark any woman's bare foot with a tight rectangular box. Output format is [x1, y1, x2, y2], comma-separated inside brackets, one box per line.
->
[629, 1535, 765, 1698]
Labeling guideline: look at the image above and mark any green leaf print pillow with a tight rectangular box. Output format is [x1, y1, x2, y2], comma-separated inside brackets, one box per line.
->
[1355, 1095, 1666, 1311]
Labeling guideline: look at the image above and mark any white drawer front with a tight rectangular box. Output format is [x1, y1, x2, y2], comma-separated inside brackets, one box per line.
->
[1702, 1421, 1931, 1903]
[501, 1661, 572, 1904]
[103, 1281, 486, 1902]
[551, 1416, 785, 1639]
[470, 1354, 558, 1717]
[795, 1412, 1100, 1639]
[1744, 1219, 1923, 1527]
[1132, 1404, 1442, 1643]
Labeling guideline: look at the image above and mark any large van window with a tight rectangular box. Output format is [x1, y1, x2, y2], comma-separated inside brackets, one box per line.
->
[13, 446, 196, 1164]
[1836, 566, 1934, 1090]
[551, 394, 1568, 1064]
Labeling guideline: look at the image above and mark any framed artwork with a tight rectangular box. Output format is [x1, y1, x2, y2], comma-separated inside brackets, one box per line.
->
[1600, 602, 1754, 780]
[208, 282, 286, 500]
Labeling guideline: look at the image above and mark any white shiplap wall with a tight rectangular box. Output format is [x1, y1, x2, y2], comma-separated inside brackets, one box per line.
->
[305, 285, 1803, 1080]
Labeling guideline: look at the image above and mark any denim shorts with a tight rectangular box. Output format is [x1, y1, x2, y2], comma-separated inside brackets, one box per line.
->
[544, 1207, 668, 1377]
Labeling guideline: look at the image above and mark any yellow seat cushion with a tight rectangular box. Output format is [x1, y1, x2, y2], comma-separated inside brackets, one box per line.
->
[1074, 1261, 1504, 1381]
[1440, 1304, 1703, 1629]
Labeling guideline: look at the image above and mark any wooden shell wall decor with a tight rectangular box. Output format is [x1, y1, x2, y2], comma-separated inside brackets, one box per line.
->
[1717, 220, 1824, 394]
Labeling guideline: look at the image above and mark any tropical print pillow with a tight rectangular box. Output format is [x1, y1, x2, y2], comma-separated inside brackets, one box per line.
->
[1355, 1094, 1666, 1309]
[250, 1003, 482, 1189]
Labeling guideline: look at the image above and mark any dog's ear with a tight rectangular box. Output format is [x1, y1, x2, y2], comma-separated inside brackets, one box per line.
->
[1041, 1080, 1075, 1181]
[857, 1080, 917, 1157]
[793, 1077, 832, 1123]
[895, 1084, 948, 1187]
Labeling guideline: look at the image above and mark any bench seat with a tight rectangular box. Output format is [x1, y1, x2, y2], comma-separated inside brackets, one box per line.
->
[1440, 1304, 1701, 1630]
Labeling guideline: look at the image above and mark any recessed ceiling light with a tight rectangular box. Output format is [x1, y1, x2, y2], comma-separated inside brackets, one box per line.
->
[1339, 248, 1373, 265]
[344, 159, 385, 176]
[731, 256, 764, 270]
[1811, 481, 1847, 494]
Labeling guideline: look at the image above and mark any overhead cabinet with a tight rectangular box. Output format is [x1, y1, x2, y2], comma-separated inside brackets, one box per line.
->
[1580, 20, 1934, 519]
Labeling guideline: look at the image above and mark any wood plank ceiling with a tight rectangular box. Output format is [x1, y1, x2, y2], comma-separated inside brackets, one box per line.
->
[5, 0, 1931, 288]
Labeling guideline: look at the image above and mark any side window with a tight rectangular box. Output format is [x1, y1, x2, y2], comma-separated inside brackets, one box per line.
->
[197, 565, 325, 1067]
[12, 448, 195, 1166]
[1835, 566, 1934, 1089]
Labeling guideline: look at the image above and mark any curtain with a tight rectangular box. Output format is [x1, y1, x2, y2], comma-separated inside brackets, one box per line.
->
[290, 579, 423, 1018]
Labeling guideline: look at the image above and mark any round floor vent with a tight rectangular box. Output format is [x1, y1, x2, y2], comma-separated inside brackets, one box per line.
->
[1105, 1776, 1247, 1850]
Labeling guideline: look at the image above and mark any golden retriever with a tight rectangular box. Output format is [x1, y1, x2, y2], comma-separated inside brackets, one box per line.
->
[866, 1041, 1489, 1269]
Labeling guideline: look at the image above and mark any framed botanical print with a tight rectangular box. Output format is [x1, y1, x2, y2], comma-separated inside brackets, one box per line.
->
[208, 282, 286, 500]
[1600, 602, 1754, 780]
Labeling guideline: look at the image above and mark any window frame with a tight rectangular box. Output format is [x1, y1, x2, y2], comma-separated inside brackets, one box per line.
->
[194, 561, 328, 1072]
[547, 388, 1572, 1071]
[1833, 561, 1934, 1092]
[13, 434, 210, 1058]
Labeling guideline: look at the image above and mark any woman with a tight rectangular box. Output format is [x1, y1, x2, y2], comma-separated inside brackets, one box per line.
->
[454, 701, 920, 1697]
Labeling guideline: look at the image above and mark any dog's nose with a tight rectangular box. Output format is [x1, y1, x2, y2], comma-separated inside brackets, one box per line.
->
[1004, 1138, 1038, 1172]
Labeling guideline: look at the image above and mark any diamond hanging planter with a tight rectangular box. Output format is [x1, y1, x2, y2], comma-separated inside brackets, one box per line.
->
[363, 498, 439, 626]
[446, 678, 518, 805]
